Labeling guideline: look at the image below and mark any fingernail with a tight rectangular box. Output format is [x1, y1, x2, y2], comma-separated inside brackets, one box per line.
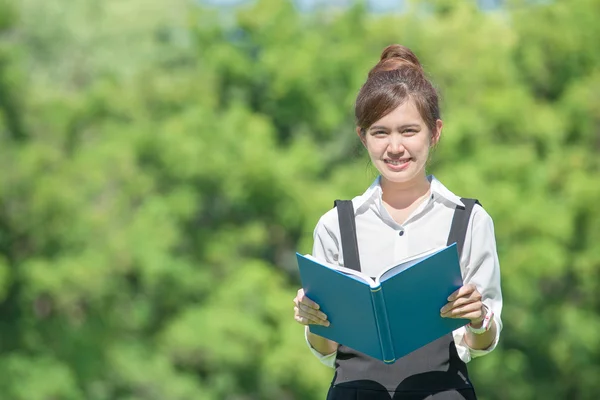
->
[319, 313, 327, 320]
[325, 321, 330, 327]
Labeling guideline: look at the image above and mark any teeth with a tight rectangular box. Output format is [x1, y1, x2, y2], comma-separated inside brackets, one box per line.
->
[386, 159, 409, 165]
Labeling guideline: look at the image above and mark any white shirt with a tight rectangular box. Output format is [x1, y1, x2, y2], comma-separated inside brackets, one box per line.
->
[305, 175, 503, 367]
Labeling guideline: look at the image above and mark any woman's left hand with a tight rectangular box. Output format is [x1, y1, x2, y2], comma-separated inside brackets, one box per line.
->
[440, 284, 485, 326]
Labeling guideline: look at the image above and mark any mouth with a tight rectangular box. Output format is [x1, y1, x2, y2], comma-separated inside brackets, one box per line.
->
[383, 157, 412, 171]
[384, 158, 412, 166]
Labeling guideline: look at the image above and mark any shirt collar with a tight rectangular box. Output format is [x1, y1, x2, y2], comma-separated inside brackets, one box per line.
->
[429, 175, 465, 208]
[352, 176, 383, 215]
[351, 175, 464, 215]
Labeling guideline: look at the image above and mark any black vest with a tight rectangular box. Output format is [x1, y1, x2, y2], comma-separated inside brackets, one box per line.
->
[326, 199, 480, 400]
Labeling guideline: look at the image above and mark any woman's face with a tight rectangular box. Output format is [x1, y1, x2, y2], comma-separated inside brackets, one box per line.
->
[359, 99, 442, 186]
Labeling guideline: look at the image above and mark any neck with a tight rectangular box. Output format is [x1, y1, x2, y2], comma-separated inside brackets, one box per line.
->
[380, 174, 431, 210]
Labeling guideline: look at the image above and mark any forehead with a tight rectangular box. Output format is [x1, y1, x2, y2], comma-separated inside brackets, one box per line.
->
[371, 99, 424, 127]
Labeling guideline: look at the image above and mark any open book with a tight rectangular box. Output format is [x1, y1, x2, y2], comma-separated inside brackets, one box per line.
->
[296, 243, 469, 364]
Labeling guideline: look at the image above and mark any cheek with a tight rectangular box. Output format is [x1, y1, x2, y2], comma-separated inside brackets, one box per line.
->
[407, 137, 431, 156]
[365, 139, 387, 154]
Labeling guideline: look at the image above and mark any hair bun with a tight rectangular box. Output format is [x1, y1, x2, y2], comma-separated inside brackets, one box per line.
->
[380, 45, 421, 68]
[370, 44, 423, 76]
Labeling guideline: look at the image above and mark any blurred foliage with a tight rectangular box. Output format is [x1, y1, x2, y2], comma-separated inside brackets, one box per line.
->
[0, 0, 599, 399]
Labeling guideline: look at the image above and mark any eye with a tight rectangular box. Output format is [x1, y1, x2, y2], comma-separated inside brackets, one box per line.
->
[403, 128, 419, 136]
[372, 130, 387, 137]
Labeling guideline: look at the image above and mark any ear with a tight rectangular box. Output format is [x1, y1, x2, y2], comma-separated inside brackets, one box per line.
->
[431, 119, 443, 147]
[356, 127, 367, 147]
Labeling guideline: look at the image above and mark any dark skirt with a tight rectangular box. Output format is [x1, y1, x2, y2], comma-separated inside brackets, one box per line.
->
[326, 334, 477, 400]
[327, 385, 477, 400]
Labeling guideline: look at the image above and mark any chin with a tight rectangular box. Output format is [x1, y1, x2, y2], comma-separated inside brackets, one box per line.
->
[377, 164, 425, 184]
[381, 174, 416, 184]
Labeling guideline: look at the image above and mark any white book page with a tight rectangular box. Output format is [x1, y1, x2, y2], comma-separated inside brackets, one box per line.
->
[374, 245, 448, 285]
[303, 254, 376, 287]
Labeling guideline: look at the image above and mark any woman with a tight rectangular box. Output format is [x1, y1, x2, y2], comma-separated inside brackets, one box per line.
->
[293, 44, 503, 399]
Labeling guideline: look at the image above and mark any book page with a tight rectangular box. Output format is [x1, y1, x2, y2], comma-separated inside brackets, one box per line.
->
[374, 245, 448, 285]
[303, 254, 376, 287]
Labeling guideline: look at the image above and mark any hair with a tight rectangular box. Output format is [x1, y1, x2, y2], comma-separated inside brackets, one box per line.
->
[355, 44, 440, 137]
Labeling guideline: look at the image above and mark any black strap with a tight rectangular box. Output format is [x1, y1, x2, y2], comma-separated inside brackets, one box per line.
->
[333, 200, 362, 271]
[446, 198, 480, 257]
[334, 197, 481, 272]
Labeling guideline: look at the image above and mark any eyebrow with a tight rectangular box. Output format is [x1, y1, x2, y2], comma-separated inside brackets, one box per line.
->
[369, 124, 421, 131]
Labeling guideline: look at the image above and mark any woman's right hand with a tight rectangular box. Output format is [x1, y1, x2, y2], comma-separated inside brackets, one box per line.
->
[293, 288, 330, 327]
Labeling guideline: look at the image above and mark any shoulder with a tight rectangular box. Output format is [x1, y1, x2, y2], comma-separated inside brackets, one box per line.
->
[470, 202, 494, 226]
[312, 194, 366, 245]
[314, 206, 340, 236]
[465, 201, 496, 240]
[435, 176, 493, 228]
[311, 206, 342, 260]
[441, 190, 495, 235]
[313, 193, 366, 235]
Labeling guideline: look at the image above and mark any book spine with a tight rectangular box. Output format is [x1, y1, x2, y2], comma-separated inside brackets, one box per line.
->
[370, 286, 395, 364]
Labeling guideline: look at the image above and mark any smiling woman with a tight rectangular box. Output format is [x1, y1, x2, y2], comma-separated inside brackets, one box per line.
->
[359, 102, 442, 191]
[292, 44, 503, 400]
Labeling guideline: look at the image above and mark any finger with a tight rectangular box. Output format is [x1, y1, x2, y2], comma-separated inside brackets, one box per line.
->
[447, 284, 477, 302]
[299, 303, 328, 321]
[441, 302, 482, 319]
[299, 294, 320, 310]
[462, 311, 484, 322]
[296, 306, 329, 327]
[294, 305, 329, 325]
[295, 315, 315, 325]
[440, 294, 480, 314]
[447, 284, 476, 301]
[294, 312, 329, 326]
[293, 288, 304, 306]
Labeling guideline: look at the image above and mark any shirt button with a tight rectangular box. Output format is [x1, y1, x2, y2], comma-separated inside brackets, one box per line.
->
[399, 230, 405, 237]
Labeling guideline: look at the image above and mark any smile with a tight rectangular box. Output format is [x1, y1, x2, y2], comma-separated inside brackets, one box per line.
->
[384, 158, 411, 165]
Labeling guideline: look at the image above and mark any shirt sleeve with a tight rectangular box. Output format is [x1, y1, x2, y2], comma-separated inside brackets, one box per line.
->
[304, 326, 337, 368]
[303, 216, 339, 368]
[454, 205, 503, 362]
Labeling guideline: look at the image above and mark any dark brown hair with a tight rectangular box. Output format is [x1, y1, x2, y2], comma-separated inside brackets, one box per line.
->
[355, 44, 440, 135]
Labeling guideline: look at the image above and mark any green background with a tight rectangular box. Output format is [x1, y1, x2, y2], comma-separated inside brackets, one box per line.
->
[1, 0, 599, 399]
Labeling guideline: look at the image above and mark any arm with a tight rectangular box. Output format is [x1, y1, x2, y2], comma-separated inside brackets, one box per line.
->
[307, 328, 339, 355]
[293, 288, 338, 366]
[293, 215, 340, 365]
[293, 287, 338, 355]
[441, 206, 503, 357]
[442, 285, 498, 351]
[464, 311, 497, 350]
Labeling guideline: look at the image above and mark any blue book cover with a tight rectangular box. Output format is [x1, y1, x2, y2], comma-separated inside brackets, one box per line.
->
[296, 244, 469, 364]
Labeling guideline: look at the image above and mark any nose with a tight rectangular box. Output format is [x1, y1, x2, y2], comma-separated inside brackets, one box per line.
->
[387, 134, 405, 154]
